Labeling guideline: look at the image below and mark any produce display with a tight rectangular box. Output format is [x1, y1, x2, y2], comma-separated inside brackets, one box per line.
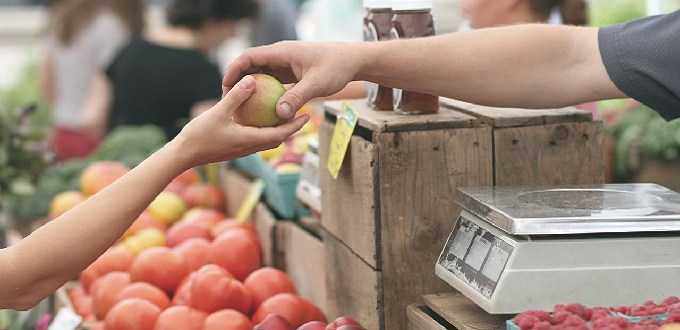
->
[512, 298, 680, 330]
[52, 163, 364, 330]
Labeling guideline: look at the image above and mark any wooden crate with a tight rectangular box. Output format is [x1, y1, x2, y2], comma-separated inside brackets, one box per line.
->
[319, 100, 494, 330]
[421, 292, 508, 330]
[279, 220, 327, 313]
[407, 305, 455, 330]
[441, 98, 604, 185]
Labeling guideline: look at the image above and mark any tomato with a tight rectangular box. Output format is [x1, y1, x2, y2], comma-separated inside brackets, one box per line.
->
[181, 184, 225, 210]
[211, 220, 257, 240]
[172, 272, 195, 307]
[154, 306, 208, 330]
[166, 222, 212, 248]
[207, 230, 261, 281]
[244, 268, 297, 312]
[203, 309, 253, 330]
[182, 208, 226, 229]
[173, 238, 210, 272]
[173, 168, 202, 186]
[123, 212, 168, 240]
[116, 282, 171, 310]
[92, 247, 134, 276]
[72, 295, 93, 318]
[129, 247, 189, 294]
[80, 264, 99, 294]
[252, 293, 326, 329]
[191, 264, 252, 314]
[68, 286, 86, 303]
[92, 271, 131, 320]
[90, 321, 105, 330]
[104, 298, 161, 330]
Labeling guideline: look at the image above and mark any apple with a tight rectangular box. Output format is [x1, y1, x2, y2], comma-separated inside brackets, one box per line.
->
[233, 74, 286, 128]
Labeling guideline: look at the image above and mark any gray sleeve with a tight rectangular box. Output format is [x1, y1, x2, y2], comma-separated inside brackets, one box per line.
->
[598, 9, 680, 121]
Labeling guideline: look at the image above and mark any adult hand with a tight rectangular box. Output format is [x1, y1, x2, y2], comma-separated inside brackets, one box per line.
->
[173, 75, 310, 169]
[223, 41, 365, 120]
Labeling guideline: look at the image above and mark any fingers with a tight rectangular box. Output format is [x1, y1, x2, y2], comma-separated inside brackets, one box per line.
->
[246, 114, 310, 147]
[276, 74, 325, 120]
[215, 75, 255, 119]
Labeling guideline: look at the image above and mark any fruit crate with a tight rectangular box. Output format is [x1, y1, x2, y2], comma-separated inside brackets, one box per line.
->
[226, 155, 309, 219]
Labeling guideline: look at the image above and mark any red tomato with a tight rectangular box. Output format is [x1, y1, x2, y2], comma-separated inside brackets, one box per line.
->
[191, 264, 251, 314]
[252, 293, 326, 329]
[173, 238, 211, 272]
[116, 282, 171, 310]
[104, 298, 161, 330]
[166, 222, 212, 248]
[203, 309, 253, 330]
[92, 247, 134, 276]
[129, 247, 189, 294]
[244, 268, 297, 312]
[79, 264, 99, 294]
[207, 230, 261, 281]
[92, 271, 131, 320]
[181, 184, 225, 210]
[154, 306, 208, 330]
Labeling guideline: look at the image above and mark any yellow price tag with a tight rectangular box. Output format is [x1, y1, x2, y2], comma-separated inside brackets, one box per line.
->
[327, 101, 359, 179]
[235, 178, 265, 223]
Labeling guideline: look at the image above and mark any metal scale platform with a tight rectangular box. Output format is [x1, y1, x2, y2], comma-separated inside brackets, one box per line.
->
[435, 184, 680, 314]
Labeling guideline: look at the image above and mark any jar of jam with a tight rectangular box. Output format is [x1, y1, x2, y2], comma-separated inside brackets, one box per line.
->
[363, 0, 394, 110]
[390, 0, 439, 115]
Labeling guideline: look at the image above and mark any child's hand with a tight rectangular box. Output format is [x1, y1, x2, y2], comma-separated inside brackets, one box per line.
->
[170, 75, 309, 169]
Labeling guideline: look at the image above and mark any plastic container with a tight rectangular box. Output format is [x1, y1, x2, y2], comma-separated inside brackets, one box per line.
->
[363, 0, 394, 110]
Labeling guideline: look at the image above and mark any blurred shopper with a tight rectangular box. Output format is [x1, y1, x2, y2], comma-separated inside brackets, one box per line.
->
[250, 0, 298, 47]
[459, 0, 587, 30]
[81, 0, 259, 141]
[40, 0, 144, 160]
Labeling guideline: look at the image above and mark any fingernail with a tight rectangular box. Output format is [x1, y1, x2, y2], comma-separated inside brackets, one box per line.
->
[280, 102, 292, 118]
[240, 75, 254, 89]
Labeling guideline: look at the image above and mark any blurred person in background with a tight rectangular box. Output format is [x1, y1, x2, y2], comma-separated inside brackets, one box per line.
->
[250, 0, 299, 47]
[40, 0, 144, 160]
[81, 0, 259, 141]
[459, 0, 587, 30]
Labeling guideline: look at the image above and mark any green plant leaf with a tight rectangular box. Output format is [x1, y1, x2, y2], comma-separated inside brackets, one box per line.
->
[10, 178, 35, 196]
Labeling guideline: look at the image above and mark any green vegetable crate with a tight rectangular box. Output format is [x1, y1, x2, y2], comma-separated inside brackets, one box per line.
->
[225, 155, 309, 219]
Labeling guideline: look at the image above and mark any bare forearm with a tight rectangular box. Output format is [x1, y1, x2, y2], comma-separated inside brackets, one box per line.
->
[1, 142, 187, 308]
[357, 24, 624, 108]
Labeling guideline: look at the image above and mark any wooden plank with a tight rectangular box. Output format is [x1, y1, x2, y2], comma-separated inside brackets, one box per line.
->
[324, 99, 479, 133]
[219, 166, 253, 218]
[252, 203, 279, 268]
[319, 119, 380, 268]
[407, 305, 455, 330]
[282, 221, 327, 313]
[377, 126, 494, 330]
[440, 98, 592, 128]
[493, 121, 604, 186]
[323, 230, 382, 330]
[423, 293, 509, 330]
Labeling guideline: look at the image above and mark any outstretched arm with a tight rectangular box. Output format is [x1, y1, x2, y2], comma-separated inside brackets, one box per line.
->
[223, 24, 625, 119]
[0, 75, 309, 310]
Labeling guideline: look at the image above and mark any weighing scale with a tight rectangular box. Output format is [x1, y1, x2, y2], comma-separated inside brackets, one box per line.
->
[435, 184, 680, 314]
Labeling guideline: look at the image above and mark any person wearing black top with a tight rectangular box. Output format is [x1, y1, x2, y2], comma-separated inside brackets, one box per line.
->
[81, 0, 258, 140]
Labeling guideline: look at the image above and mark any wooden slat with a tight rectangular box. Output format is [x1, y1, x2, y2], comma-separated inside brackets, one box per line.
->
[377, 126, 494, 330]
[407, 305, 454, 330]
[440, 98, 592, 128]
[219, 166, 253, 218]
[252, 203, 279, 268]
[324, 99, 479, 133]
[493, 121, 604, 186]
[319, 120, 380, 268]
[282, 221, 327, 313]
[323, 230, 382, 330]
[423, 293, 509, 330]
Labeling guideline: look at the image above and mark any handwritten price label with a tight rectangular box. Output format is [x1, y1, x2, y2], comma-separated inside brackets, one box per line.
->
[327, 101, 359, 179]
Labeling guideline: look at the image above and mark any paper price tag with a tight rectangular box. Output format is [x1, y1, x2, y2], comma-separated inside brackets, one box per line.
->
[47, 308, 81, 330]
[327, 101, 359, 179]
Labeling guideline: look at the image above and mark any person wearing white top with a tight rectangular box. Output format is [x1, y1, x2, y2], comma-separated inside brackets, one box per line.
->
[40, 0, 144, 160]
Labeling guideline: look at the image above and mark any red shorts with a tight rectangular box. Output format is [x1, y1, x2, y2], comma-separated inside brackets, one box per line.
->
[53, 127, 98, 160]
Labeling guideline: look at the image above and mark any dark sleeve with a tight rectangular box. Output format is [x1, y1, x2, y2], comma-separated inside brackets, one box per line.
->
[598, 9, 680, 121]
[187, 60, 223, 103]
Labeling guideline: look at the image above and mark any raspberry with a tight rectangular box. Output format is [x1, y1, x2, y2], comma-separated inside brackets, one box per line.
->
[666, 314, 680, 323]
[593, 311, 611, 321]
[554, 305, 565, 312]
[592, 318, 609, 330]
[565, 315, 586, 327]
[631, 310, 648, 317]
[565, 304, 587, 319]
[607, 324, 621, 330]
[664, 297, 680, 305]
[650, 307, 667, 315]
[553, 311, 573, 325]
[533, 311, 554, 323]
[533, 321, 552, 330]
[612, 317, 629, 328]
[644, 301, 657, 307]
[576, 326, 589, 330]
[616, 307, 630, 315]
[519, 318, 536, 330]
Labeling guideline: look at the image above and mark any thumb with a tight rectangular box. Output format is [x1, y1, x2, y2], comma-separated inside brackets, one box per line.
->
[215, 75, 255, 119]
[276, 75, 323, 120]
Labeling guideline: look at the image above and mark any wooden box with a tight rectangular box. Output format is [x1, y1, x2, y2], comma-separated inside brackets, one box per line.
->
[279, 219, 327, 313]
[440, 98, 604, 185]
[411, 292, 508, 330]
[407, 305, 454, 330]
[319, 100, 494, 330]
